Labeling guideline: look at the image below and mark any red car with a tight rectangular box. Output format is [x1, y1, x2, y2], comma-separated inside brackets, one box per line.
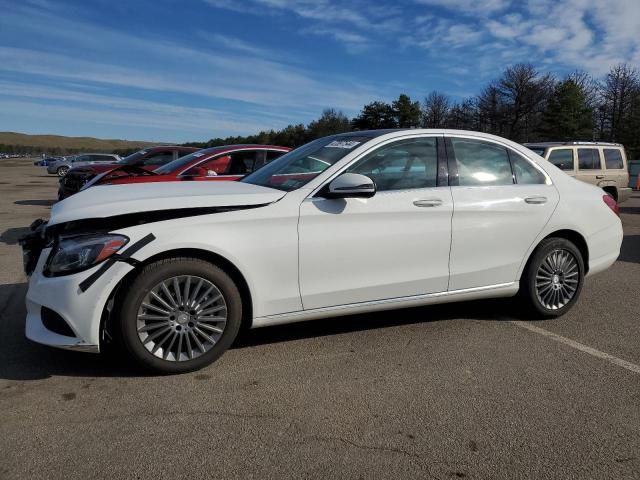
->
[58, 145, 201, 199]
[79, 145, 291, 191]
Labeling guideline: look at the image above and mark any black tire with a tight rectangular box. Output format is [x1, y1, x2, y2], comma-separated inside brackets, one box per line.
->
[57, 166, 69, 177]
[520, 237, 584, 318]
[116, 257, 242, 374]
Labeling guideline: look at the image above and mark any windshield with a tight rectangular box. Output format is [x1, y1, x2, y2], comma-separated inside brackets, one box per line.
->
[241, 135, 373, 191]
[118, 150, 148, 165]
[154, 147, 222, 174]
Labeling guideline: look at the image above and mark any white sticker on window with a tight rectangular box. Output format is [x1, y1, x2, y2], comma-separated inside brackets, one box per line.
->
[192, 152, 205, 157]
[325, 140, 361, 149]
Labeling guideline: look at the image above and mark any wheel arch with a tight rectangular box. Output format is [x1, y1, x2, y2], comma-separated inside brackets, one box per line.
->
[100, 248, 254, 347]
[526, 229, 589, 276]
[602, 186, 618, 202]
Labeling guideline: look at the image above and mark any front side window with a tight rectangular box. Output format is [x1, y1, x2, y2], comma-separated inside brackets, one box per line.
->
[226, 151, 259, 175]
[346, 138, 438, 191]
[450, 138, 514, 186]
[90, 155, 113, 162]
[603, 148, 624, 169]
[577, 148, 601, 170]
[242, 135, 374, 191]
[547, 149, 574, 170]
[510, 152, 547, 184]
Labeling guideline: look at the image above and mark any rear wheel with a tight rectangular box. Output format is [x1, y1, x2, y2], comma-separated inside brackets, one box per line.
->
[117, 258, 242, 373]
[520, 238, 584, 318]
[56, 166, 69, 177]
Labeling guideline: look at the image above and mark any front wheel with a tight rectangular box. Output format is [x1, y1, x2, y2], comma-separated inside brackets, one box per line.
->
[117, 258, 242, 373]
[520, 238, 584, 318]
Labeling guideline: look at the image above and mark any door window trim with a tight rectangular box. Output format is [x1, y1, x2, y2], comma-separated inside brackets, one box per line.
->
[445, 135, 552, 187]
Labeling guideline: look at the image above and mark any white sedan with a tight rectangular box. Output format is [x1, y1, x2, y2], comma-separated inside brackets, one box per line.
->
[21, 129, 623, 373]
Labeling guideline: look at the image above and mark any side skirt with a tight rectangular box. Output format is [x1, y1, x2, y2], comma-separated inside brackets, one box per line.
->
[251, 282, 519, 328]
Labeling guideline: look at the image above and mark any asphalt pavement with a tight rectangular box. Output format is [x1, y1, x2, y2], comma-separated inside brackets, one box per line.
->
[1, 159, 639, 479]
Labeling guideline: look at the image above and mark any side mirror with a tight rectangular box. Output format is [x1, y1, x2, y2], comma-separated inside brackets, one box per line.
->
[323, 173, 376, 199]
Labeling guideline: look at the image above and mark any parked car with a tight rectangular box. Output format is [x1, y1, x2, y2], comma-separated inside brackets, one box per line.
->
[21, 129, 622, 373]
[34, 156, 63, 167]
[47, 153, 122, 177]
[77, 145, 291, 193]
[58, 146, 200, 199]
[524, 141, 632, 203]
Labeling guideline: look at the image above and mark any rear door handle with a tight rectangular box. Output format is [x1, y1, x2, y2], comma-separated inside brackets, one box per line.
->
[524, 196, 547, 205]
[413, 198, 442, 207]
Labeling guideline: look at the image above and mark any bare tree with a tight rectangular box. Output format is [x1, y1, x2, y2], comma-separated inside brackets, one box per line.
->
[421, 91, 450, 128]
[495, 63, 555, 142]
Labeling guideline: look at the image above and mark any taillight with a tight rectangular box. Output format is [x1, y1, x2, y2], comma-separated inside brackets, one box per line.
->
[603, 194, 620, 217]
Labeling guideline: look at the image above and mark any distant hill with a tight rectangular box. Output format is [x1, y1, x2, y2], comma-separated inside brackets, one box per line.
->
[0, 131, 161, 155]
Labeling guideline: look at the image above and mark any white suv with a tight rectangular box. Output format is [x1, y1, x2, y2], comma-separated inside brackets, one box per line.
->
[525, 142, 632, 203]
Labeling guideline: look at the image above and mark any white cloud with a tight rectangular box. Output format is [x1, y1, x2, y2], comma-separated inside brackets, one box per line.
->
[415, 0, 511, 14]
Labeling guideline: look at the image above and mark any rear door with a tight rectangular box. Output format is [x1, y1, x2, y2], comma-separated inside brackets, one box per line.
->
[575, 147, 604, 186]
[447, 136, 559, 291]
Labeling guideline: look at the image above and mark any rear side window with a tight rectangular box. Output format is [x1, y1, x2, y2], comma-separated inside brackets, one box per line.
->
[577, 148, 601, 170]
[92, 155, 115, 162]
[510, 152, 547, 184]
[547, 149, 574, 170]
[603, 149, 624, 169]
[450, 138, 513, 186]
[347, 138, 438, 191]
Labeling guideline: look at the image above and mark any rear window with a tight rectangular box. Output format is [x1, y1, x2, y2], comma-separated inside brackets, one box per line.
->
[577, 148, 601, 170]
[603, 148, 624, 169]
[547, 149, 574, 170]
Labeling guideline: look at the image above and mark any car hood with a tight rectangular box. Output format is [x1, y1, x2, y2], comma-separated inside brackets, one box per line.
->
[49, 181, 285, 226]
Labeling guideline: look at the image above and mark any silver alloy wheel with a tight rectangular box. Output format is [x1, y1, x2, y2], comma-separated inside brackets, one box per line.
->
[57, 166, 69, 177]
[136, 275, 227, 361]
[535, 248, 579, 310]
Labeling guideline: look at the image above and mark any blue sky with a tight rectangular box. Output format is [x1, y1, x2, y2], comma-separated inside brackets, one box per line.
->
[0, 0, 639, 143]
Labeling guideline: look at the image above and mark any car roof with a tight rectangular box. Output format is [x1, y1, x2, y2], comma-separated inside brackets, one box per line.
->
[197, 144, 291, 155]
[524, 141, 623, 148]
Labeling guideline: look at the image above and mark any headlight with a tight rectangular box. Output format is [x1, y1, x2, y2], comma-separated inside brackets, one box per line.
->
[45, 234, 129, 276]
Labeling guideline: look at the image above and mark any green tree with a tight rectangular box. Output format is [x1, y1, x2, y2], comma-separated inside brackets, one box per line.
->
[392, 94, 421, 128]
[539, 79, 594, 141]
[352, 101, 398, 130]
[307, 109, 352, 139]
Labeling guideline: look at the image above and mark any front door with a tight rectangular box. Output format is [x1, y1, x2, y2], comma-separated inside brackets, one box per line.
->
[298, 136, 453, 310]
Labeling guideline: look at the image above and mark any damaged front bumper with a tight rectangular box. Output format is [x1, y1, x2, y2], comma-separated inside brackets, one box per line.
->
[22, 230, 137, 353]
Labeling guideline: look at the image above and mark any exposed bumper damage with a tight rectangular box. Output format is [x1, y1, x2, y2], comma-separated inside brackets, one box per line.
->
[21, 202, 271, 352]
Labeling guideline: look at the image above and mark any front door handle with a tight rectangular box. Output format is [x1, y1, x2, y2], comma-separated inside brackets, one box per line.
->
[524, 196, 547, 205]
[413, 198, 442, 207]
[596, 175, 605, 179]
